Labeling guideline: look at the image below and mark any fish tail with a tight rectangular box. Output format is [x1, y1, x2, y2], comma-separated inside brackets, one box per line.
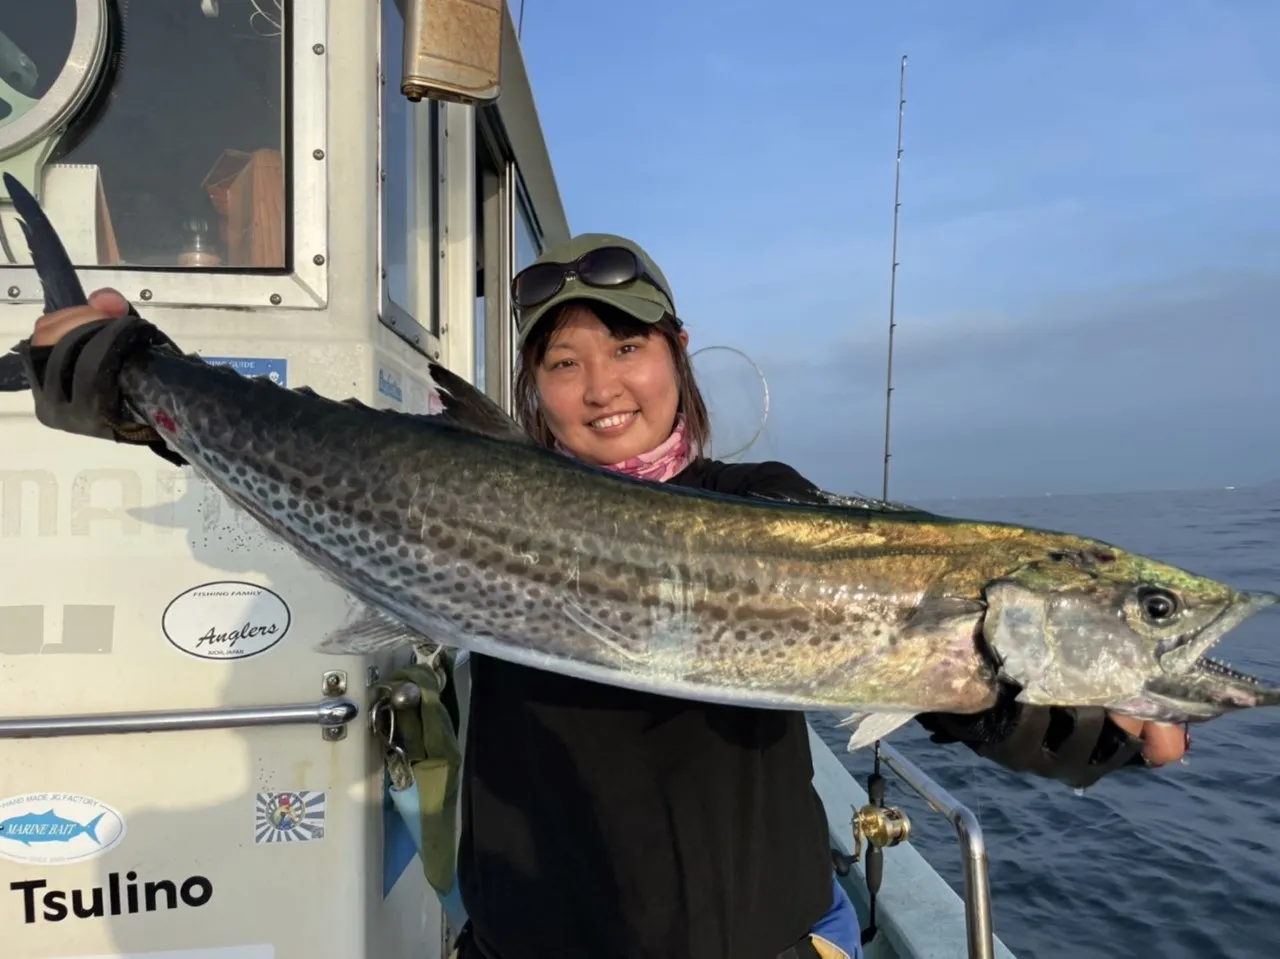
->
[2, 171, 89, 313]
[0, 172, 107, 393]
[0, 342, 28, 392]
[82, 812, 104, 844]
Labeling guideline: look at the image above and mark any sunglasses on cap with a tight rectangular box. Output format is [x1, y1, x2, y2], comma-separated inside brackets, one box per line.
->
[510, 246, 673, 311]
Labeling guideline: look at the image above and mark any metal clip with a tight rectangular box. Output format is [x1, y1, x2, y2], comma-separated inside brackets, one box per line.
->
[415, 643, 450, 694]
[370, 695, 413, 791]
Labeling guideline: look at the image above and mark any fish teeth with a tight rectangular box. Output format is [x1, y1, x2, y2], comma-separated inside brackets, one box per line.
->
[1196, 655, 1262, 684]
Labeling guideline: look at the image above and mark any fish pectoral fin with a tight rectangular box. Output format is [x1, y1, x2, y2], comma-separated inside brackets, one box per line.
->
[314, 601, 432, 655]
[905, 596, 986, 635]
[838, 711, 918, 751]
[562, 597, 647, 667]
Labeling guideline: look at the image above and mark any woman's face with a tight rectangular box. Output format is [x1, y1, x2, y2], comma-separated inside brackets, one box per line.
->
[533, 303, 688, 465]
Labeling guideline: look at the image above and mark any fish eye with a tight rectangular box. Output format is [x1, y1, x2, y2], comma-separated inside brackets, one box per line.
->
[1137, 586, 1180, 624]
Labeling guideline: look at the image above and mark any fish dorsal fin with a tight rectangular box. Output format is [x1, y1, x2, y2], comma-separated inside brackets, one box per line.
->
[290, 363, 528, 444]
[747, 485, 936, 518]
[419, 357, 530, 443]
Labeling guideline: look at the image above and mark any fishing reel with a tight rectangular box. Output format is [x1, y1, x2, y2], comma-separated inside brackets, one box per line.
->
[830, 767, 912, 948]
[851, 801, 911, 862]
[830, 782, 912, 877]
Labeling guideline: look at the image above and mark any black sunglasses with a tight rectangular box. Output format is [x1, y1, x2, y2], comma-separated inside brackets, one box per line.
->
[511, 246, 673, 311]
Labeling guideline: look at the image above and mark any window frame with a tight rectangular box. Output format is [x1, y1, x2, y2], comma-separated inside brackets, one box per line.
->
[377, 0, 445, 358]
[0, 0, 329, 312]
[475, 106, 544, 412]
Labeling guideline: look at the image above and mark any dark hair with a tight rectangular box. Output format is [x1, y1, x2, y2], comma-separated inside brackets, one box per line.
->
[514, 301, 712, 456]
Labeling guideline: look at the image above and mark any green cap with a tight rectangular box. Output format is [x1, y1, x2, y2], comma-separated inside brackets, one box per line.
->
[513, 232, 675, 348]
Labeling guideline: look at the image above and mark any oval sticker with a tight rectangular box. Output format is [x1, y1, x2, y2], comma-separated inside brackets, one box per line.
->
[0, 793, 127, 865]
[162, 581, 291, 661]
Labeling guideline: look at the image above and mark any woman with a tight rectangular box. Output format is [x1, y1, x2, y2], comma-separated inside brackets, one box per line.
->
[23, 235, 1187, 959]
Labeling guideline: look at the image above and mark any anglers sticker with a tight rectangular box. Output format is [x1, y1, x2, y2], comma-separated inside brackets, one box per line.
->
[10, 870, 213, 925]
[162, 581, 291, 661]
[254, 791, 326, 844]
[202, 356, 288, 388]
[0, 793, 126, 866]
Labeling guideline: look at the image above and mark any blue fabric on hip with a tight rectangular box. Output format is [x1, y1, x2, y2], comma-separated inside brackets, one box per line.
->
[809, 872, 863, 959]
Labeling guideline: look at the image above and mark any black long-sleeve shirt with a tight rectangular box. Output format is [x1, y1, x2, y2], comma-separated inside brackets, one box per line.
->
[457, 459, 834, 959]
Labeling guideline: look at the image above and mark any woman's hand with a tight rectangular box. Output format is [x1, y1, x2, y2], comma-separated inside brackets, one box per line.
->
[30, 287, 131, 346]
[917, 690, 1191, 790]
[1107, 712, 1188, 766]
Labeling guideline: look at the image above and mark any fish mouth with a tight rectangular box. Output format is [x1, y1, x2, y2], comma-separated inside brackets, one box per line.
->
[1156, 589, 1279, 675]
[1141, 658, 1280, 721]
[1141, 589, 1280, 720]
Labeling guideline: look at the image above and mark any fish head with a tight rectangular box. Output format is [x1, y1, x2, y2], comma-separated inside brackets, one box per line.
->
[982, 541, 1280, 722]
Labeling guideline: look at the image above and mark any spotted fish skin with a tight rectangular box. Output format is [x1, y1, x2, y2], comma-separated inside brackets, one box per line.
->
[118, 348, 1002, 714]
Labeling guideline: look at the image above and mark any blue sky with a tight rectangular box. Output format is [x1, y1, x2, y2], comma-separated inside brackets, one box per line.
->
[518, 0, 1280, 499]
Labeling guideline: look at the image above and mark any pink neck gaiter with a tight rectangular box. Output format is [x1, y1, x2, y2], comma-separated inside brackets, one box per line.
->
[557, 414, 695, 483]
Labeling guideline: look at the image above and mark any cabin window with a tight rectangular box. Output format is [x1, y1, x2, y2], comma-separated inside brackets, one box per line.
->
[474, 156, 542, 405]
[3, 0, 289, 271]
[380, 0, 440, 341]
[473, 132, 501, 394]
[515, 193, 540, 271]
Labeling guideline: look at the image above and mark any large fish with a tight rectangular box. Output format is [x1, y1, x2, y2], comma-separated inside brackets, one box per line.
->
[2, 171, 1277, 749]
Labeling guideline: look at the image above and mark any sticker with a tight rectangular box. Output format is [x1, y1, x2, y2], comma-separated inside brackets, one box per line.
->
[161, 581, 290, 661]
[406, 379, 446, 417]
[10, 870, 213, 925]
[0, 793, 126, 865]
[377, 367, 403, 404]
[254, 791, 325, 844]
[203, 356, 288, 388]
[51, 948, 271, 959]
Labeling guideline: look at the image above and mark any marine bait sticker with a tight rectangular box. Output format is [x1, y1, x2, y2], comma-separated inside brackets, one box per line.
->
[0, 793, 126, 865]
[162, 581, 291, 661]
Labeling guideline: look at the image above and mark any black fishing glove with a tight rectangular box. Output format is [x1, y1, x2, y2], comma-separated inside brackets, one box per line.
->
[18, 314, 188, 467]
[915, 684, 1148, 790]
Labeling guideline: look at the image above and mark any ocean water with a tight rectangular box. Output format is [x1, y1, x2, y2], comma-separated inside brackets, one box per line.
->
[811, 484, 1280, 959]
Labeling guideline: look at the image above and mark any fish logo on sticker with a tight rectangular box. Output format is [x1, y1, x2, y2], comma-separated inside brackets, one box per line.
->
[0, 793, 126, 865]
[255, 790, 326, 844]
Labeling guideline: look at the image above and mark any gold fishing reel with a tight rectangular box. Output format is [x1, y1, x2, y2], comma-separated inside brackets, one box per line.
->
[851, 802, 912, 862]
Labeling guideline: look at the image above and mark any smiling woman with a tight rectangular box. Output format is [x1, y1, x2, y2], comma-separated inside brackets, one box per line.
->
[458, 230, 869, 959]
[520, 301, 705, 469]
[444, 230, 1191, 959]
[510, 233, 710, 467]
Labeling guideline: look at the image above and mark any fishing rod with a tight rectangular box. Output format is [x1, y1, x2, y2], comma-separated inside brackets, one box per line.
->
[880, 54, 907, 502]
[862, 53, 910, 950]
